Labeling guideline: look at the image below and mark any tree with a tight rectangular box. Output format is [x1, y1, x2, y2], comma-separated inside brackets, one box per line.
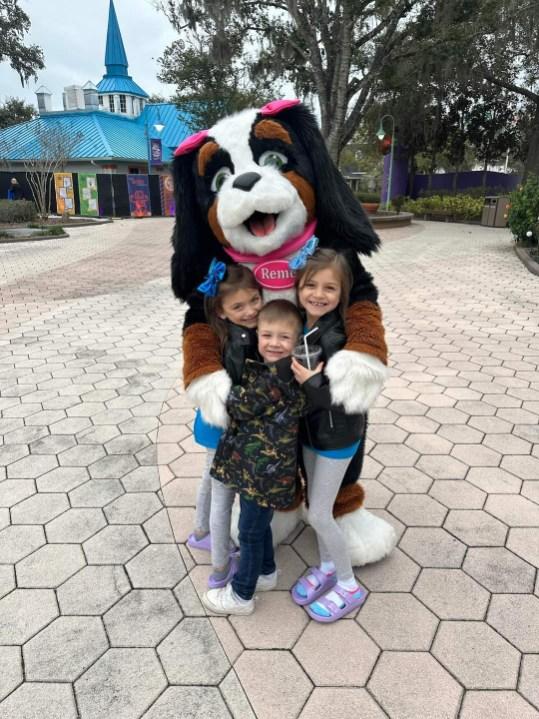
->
[23, 123, 82, 220]
[156, 0, 427, 161]
[0, 97, 36, 129]
[0, 0, 44, 85]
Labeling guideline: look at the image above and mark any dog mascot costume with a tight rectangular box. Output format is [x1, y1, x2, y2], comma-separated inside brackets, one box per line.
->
[171, 99, 396, 565]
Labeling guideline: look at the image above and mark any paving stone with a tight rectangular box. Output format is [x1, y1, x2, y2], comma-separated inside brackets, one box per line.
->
[167, 506, 195, 543]
[75, 648, 167, 719]
[0, 478, 35, 506]
[438, 424, 484, 443]
[3, 425, 48, 445]
[7, 453, 58, 479]
[30, 434, 77, 455]
[0, 646, 22, 702]
[483, 433, 533, 454]
[405, 433, 453, 455]
[126, 543, 186, 588]
[0, 588, 58, 643]
[519, 654, 539, 711]
[377, 466, 433, 493]
[388, 494, 447, 526]
[173, 576, 206, 617]
[25, 410, 67, 426]
[219, 670, 256, 719]
[487, 594, 539, 652]
[429, 479, 486, 508]
[24, 615, 108, 681]
[104, 492, 162, 523]
[466, 467, 522, 494]
[143, 508, 175, 543]
[0, 565, 15, 599]
[358, 592, 438, 649]
[230, 591, 308, 649]
[77, 425, 120, 444]
[433, 621, 520, 689]
[400, 527, 466, 567]
[522, 481, 539, 504]
[0, 682, 78, 719]
[46, 507, 106, 543]
[36, 466, 89, 492]
[469, 416, 514, 434]
[141, 686, 232, 719]
[362, 479, 393, 508]
[413, 568, 490, 619]
[396, 415, 440, 433]
[104, 589, 182, 646]
[451, 443, 502, 466]
[506, 528, 539, 567]
[84, 524, 147, 564]
[105, 434, 150, 455]
[58, 565, 131, 615]
[299, 688, 385, 719]
[463, 547, 535, 593]
[89, 454, 138, 479]
[0, 524, 45, 562]
[157, 617, 229, 684]
[235, 650, 312, 719]
[368, 424, 408, 443]
[121, 465, 161, 492]
[69, 478, 124, 506]
[58, 444, 106, 467]
[0, 443, 30, 466]
[416, 454, 468, 479]
[370, 443, 419, 467]
[11, 492, 69, 524]
[486, 494, 539, 526]
[460, 691, 539, 719]
[16, 543, 86, 588]
[356, 547, 420, 591]
[368, 651, 462, 719]
[444, 509, 507, 546]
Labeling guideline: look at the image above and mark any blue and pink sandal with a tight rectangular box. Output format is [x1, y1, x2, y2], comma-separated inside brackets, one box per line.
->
[305, 584, 367, 623]
[291, 567, 337, 606]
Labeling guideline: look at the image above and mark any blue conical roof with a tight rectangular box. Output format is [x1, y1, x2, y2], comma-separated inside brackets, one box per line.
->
[104, 0, 128, 76]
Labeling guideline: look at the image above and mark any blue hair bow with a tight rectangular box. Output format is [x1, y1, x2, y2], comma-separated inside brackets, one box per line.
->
[197, 258, 227, 296]
[288, 236, 319, 271]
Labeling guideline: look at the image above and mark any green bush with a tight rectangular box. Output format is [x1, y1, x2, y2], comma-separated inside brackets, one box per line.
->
[355, 191, 380, 203]
[0, 200, 37, 224]
[402, 194, 483, 221]
[392, 195, 405, 213]
[507, 176, 539, 244]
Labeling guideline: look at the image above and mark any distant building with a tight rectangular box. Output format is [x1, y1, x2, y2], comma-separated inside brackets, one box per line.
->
[0, 0, 190, 174]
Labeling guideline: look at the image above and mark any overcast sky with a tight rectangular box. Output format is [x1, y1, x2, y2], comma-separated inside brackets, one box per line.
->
[0, 0, 178, 110]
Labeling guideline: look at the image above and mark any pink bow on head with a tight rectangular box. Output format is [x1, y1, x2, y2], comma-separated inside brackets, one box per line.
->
[260, 99, 301, 116]
[174, 129, 209, 157]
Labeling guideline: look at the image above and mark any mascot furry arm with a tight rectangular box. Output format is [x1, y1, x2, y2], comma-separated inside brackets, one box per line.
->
[171, 100, 388, 517]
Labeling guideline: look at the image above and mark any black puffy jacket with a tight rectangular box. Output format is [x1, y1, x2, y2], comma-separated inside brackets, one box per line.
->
[223, 322, 259, 384]
[300, 310, 365, 450]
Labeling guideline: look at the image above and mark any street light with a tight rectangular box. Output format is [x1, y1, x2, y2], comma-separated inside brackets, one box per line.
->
[377, 114, 395, 211]
[145, 108, 165, 175]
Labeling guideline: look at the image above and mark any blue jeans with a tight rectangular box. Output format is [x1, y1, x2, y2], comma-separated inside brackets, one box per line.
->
[232, 495, 275, 600]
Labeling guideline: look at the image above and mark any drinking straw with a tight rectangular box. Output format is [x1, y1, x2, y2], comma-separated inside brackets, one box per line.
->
[303, 327, 318, 369]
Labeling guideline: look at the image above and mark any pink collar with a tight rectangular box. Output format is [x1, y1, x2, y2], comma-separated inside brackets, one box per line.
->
[223, 219, 317, 264]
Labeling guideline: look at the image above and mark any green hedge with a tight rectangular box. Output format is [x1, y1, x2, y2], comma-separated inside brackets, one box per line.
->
[507, 176, 539, 243]
[0, 200, 37, 224]
[355, 191, 380, 203]
[402, 194, 483, 221]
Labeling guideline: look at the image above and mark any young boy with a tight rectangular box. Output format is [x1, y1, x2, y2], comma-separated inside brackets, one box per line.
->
[202, 300, 306, 615]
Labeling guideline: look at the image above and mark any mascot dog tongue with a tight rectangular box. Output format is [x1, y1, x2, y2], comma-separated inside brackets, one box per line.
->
[171, 99, 396, 566]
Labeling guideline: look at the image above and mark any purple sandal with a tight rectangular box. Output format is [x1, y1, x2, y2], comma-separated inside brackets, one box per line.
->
[208, 555, 239, 589]
[291, 567, 337, 606]
[305, 584, 367, 623]
[187, 532, 212, 552]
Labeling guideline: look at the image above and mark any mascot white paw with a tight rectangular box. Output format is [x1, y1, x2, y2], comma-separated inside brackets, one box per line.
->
[230, 498, 302, 548]
[335, 507, 397, 566]
[186, 370, 231, 429]
[326, 350, 389, 414]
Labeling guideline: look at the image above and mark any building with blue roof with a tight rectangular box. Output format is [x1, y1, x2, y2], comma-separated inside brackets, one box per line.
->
[0, 0, 190, 174]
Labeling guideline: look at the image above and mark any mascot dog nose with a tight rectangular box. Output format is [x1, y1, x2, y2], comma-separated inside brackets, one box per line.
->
[233, 172, 261, 192]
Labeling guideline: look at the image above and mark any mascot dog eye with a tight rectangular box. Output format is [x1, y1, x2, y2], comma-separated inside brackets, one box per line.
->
[171, 100, 397, 567]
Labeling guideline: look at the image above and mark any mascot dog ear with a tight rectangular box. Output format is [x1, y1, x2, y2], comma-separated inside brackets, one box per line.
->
[171, 145, 227, 301]
[268, 103, 380, 256]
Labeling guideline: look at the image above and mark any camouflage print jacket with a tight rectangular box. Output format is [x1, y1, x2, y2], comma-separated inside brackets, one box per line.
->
[212, 358, 306, 509]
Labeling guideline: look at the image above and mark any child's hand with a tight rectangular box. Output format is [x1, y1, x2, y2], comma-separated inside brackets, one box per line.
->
[291, 357, 324, 385]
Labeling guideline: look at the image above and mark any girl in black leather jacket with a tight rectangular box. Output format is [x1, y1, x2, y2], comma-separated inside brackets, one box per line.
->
[290, 248, 368, 622]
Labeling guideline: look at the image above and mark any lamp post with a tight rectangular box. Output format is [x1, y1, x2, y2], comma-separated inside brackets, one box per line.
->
[377, 114, 395, 211]
[145, 110, 165, 175]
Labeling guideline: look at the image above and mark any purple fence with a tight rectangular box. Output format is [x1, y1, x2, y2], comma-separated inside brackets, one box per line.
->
[411, 171, 522, 198]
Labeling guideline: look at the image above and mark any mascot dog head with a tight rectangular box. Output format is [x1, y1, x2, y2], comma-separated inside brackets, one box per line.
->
[171, 99, 379, 301]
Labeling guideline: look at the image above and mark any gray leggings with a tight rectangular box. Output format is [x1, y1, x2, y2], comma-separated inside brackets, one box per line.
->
[210, 478, 235, 569]
[193, 450, 215, 535]
[303, 446, 354, 583]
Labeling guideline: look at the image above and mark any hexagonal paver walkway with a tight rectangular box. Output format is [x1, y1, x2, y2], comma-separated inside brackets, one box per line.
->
[1, 218, 538, 718]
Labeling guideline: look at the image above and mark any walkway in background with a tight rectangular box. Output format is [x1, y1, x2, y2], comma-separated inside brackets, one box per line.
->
[0, 219, 538, 719]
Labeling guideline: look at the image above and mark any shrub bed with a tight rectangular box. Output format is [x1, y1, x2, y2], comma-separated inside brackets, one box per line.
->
[402, 194, 483, 222]
[507, 176, 539, 244]
[0, 200, 37, 224]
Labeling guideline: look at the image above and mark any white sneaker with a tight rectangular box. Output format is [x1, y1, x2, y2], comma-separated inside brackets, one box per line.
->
[202, 583, 255, 616]
[255, 569, 279, 592]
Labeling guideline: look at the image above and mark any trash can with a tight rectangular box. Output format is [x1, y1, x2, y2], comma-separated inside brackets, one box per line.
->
[482, 196, 510, 227]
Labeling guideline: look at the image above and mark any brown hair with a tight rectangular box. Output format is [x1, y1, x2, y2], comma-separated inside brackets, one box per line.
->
[258, 299, 303, 338]
[204, 265, 262, 350]
[295, 248, 352, 322]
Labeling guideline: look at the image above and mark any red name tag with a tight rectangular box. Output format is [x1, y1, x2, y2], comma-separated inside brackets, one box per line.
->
[253, 260, 296, 290]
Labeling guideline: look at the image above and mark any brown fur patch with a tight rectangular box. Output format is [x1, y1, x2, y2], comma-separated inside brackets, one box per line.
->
[284, 170, 316, 221]
[254, 119, 292, 144]
[197, 141, 220, 177]
[333, 483, 365, 517]
[183, 323, 223, 388]
[207, 201, 229, 247]
[345, 301, 388, 365]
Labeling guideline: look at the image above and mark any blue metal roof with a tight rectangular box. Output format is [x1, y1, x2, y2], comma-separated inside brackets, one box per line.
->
[104, 0, 128, 75]
[96, 76, 149, 98]
[0, 104, 192, 163]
